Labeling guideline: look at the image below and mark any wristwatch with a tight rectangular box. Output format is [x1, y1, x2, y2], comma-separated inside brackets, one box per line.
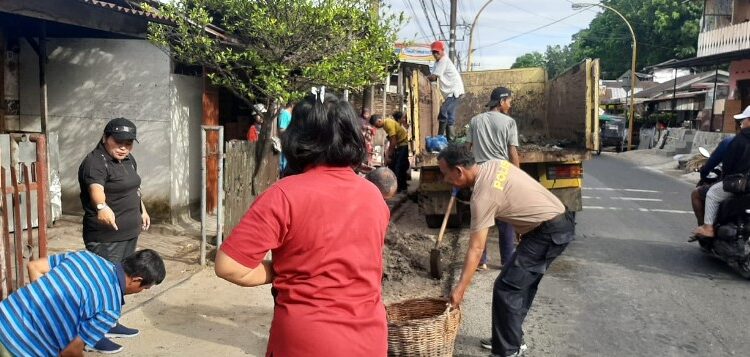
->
[96, 203, 108, 211]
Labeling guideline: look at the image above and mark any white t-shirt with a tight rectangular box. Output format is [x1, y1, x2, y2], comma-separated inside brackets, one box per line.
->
[431, 56, 465, 98]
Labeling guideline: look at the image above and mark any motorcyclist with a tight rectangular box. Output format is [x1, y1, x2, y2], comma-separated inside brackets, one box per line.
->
[693, 107, 750, 238]
[691, 136, 733, 226]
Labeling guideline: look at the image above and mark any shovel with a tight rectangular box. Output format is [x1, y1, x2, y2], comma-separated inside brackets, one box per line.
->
[430, 188, 458, 279]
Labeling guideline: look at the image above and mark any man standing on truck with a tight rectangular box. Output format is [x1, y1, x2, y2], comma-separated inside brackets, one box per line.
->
[439, 144, 574, 357]
[468, 86, 520, 271]
[427, 41, 464, 141]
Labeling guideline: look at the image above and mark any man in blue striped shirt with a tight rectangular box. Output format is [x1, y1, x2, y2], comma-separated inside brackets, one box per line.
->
[0, 249, 165, 357]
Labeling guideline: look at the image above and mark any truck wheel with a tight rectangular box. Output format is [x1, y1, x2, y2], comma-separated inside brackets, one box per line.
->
[425, 215, 443, 228]
[615, 144, 622, 153]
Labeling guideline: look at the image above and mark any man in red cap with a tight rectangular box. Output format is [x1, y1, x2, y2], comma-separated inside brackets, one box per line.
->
[427, 41, 465, 141]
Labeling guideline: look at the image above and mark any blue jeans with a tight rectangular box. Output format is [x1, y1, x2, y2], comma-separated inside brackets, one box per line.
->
[438, 96, 460, 125]
[480, 220, 516, 267]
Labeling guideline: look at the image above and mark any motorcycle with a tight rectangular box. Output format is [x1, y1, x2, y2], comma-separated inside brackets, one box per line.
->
[694, 147, 750, 278]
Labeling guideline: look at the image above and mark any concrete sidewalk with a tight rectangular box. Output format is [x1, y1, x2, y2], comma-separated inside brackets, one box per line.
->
[118, 269, 272, 357]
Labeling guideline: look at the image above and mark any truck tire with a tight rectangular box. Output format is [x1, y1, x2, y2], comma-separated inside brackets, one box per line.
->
[615, 143, 622, 153]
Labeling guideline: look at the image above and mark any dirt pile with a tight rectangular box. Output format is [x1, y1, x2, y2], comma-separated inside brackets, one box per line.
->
[383, 225, 435, 281]
[382, 225, 454, 303]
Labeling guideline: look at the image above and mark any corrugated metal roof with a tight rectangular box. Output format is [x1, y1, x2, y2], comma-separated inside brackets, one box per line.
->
[77, 0, 171, 24]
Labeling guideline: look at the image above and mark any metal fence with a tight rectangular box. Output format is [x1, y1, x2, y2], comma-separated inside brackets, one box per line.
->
[0, 134, 48, 299]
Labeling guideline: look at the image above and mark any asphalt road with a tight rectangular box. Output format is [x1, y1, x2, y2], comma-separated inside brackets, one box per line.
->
[453, 154, 750, 357]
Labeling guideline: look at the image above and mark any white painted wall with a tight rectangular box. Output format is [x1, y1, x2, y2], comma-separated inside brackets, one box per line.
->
[18, 38, 201, 220]
[170, 74, 202, 219]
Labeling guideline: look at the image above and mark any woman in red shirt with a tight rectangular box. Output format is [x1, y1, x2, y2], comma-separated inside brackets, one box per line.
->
[215, 93, 390, 356]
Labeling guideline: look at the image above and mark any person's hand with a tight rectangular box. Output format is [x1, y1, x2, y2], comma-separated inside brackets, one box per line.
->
[449, 287, 465, 308]
[141, 211, 151, 231]
[97, 206, 118, 231]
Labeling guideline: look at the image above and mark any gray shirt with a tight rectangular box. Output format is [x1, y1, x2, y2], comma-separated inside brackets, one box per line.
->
[468, 111, 519, 163]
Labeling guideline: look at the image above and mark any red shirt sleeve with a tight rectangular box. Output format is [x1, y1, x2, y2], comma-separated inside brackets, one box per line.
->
[220, 185, 290, 268]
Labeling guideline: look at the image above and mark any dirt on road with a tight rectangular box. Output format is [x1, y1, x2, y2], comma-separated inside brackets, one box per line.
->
[382, 199, 464, 304]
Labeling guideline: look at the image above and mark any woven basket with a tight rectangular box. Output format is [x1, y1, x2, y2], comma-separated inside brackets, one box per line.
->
[386, 298, 462, 356]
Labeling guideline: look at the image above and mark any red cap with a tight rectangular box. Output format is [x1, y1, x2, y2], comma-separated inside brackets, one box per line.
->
[430, 41, 446, 53]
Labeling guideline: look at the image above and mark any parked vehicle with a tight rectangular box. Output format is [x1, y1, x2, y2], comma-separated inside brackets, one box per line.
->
[597, 114, 626, 154]
[694, 147, 750, 278]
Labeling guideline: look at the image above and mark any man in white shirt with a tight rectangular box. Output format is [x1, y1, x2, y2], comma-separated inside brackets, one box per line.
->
[427, 41, 465, 141]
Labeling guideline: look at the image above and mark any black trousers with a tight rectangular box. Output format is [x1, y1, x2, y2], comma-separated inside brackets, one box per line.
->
[491, 212, 575, 356]
[86, 238, 138, 264]
[388, 145, 410, 192]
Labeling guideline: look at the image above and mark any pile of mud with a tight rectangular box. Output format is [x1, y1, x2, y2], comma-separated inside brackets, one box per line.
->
[383, 226, 435, 281]
[382, 225, 452, 303]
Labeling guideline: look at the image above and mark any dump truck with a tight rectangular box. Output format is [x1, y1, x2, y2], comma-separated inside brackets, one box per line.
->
[406, 59, 601, 228]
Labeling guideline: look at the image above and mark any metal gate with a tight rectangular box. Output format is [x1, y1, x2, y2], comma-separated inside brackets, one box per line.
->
[0, 134, 48, 299]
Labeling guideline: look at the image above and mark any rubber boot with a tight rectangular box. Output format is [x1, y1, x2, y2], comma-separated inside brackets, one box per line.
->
[437, 121, 446, 137]
[446, 125, 456, 142]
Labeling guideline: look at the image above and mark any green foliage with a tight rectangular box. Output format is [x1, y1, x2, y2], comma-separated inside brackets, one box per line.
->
[511, 52, 545, 69]
[512, 0, 702, 79]
[145, 0, 403, 103]
[573, 0, 702, 79]
[509, 45, 578, 78]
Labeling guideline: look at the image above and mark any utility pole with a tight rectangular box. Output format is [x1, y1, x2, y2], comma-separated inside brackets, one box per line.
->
[449, 0, 458, 63]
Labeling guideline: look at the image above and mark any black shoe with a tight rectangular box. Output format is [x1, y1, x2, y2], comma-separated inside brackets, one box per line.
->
[106, 323, 139, 338]
[85, 338, 123, 354]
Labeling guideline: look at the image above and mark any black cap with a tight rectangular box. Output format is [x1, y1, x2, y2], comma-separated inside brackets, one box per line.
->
[104, 117, 138, 142]
[485, 87, 512, 108]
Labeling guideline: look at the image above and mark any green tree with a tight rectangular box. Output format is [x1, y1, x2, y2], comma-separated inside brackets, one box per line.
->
[544, 45, 577, 78]
[510, 45, 577, 78]
[511, 52, 545, 69]
[146, 0, 403, 104]
[572, 0, 702, 79]
[145, 0, 402, 193]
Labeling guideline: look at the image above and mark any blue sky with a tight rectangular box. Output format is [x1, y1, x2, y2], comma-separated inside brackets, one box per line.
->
[387, 0, 600, 70]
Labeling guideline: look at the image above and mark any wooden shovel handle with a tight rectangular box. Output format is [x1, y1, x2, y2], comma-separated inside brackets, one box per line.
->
[435, 195, 456, 248]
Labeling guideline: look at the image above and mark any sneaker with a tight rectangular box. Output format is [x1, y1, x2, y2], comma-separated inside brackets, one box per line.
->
[480, 338, 492, 349]
[480, 338, 527, 353]
[477, 263, 488, 271]
[85, 338, 123, 354]
[488, 350, 525, 357]
[106, 323, 139, 338]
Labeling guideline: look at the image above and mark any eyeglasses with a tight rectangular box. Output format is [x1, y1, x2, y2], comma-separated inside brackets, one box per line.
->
[431, 51, 440, 55]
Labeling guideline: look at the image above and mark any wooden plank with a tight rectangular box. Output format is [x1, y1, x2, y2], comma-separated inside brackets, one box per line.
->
[222, 140, 256, 238]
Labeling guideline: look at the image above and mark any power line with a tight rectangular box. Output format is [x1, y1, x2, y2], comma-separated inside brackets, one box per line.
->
[496, 0, 585, 30]
[418, 0, 440, 40]
[405, 0, 431, 40]
[427, 0, 447, 40]
[476, 9, 588, 50]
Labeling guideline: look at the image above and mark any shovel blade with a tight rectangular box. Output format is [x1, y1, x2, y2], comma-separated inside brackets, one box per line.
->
[430, 249, 442, 279]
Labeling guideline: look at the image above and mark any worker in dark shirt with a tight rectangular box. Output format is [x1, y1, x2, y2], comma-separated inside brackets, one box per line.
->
[77, 117, 150, 353]
[691, 136, 733, 225]
[694, 108, 750, 238]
